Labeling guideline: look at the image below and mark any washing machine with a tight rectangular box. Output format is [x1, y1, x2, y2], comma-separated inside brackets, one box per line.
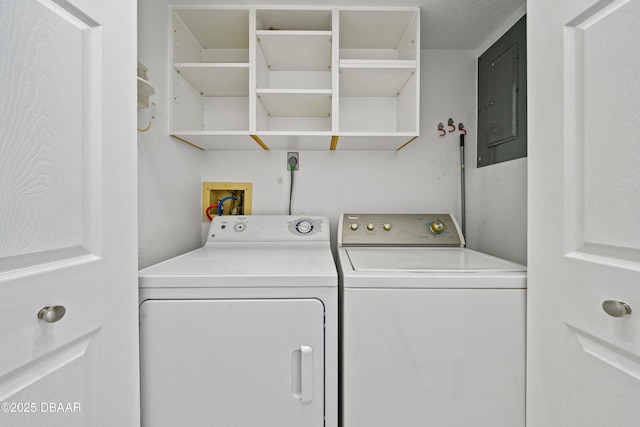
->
[338, 213, 526, 427]
[138, 215, 337, 427]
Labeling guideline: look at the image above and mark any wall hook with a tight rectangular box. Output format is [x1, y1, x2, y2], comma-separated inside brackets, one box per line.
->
[458, 122, 467, 135]
[448, 118, 456, 132]
[438, 122, 446, 136]
[138, 102, 156, 133]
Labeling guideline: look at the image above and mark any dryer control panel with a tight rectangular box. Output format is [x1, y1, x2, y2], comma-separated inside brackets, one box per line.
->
[206, 215, 329, 243]
[339, 213, 464, 247]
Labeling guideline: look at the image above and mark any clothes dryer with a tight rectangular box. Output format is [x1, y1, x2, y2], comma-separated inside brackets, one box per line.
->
[139, 215, 337, 427]
[338, 213, 526, 427]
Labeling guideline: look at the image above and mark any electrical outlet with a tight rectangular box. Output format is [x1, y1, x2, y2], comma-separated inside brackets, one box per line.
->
[287, 152, 299, 171]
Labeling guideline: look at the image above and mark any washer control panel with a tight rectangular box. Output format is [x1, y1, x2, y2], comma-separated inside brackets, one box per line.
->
[339, 213, 464, 247]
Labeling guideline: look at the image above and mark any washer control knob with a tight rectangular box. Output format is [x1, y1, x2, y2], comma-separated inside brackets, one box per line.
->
[382, 223, 391, 231]
[367, 223, 375, 231]
[350, 223, 358, 231]
[429, 220, 445, 235]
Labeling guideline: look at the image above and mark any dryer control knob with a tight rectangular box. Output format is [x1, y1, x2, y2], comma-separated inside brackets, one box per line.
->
[350, 223, 358, 231]
[429, 220, 445, 235]
[367, 223, 375, 231]
[296, 220, 314, 234]
[382, 223, 391, 231]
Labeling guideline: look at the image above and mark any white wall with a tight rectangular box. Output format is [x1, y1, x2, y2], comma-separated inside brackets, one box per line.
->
[136, 4, 527, 267]
[137, 0, 203, 269]
[200, 50, 476, 247]
[465, 5, 528, 265]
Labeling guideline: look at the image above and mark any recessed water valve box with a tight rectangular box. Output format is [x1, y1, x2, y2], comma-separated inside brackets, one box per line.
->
[202, 182, 252, 221]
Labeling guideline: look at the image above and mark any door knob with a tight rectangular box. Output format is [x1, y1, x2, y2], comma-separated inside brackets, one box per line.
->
[602, 300, 632, 318]
[37, 305, 66, 323]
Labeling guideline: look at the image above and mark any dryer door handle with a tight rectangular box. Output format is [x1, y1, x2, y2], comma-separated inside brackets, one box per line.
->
[300, 345, 313, 403]
[292, 345, 313, 403]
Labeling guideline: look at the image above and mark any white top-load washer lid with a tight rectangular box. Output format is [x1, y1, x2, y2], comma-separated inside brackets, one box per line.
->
[338, 247, 526, 289]
[139, 215, 337, 288]
[344, 247, 525, 273]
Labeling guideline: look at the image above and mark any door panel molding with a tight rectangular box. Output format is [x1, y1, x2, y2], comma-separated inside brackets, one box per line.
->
[0, 0, 103, 276]
[567, 326, 640, 427]
[0, 330, 101, 426]
[564, 0, 640, 269]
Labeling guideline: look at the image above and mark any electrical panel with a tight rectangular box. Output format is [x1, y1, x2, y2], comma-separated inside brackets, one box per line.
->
[202, 182, 252, 221]
[477, 15, 527, 167]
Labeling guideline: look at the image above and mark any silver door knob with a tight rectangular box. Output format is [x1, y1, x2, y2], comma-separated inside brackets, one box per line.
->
[602, 300, 632, 318]
[37, 305, 66, 323]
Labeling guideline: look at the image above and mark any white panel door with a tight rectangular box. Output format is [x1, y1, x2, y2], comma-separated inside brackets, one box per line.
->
[0, 0, 138, 425]
[139, 298, 325, 427]
[528, 0, 640, 426]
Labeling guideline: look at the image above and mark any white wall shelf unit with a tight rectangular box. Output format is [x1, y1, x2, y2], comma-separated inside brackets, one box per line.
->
[170, 7, 419, 151]
[138, 60, 155, 109]
[137, 77, 155, 109]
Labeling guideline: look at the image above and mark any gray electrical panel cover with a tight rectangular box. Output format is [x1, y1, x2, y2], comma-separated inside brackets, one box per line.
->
[477, 15, 527, 167]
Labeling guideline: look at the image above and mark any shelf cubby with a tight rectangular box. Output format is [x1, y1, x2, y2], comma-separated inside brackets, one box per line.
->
[254, 9, 334, 140]
[335, 9, 419, 149]
[171, 9, 252, 148]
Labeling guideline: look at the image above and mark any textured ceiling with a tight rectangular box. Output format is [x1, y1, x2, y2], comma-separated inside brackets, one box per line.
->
[165, 0, 526, 50]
